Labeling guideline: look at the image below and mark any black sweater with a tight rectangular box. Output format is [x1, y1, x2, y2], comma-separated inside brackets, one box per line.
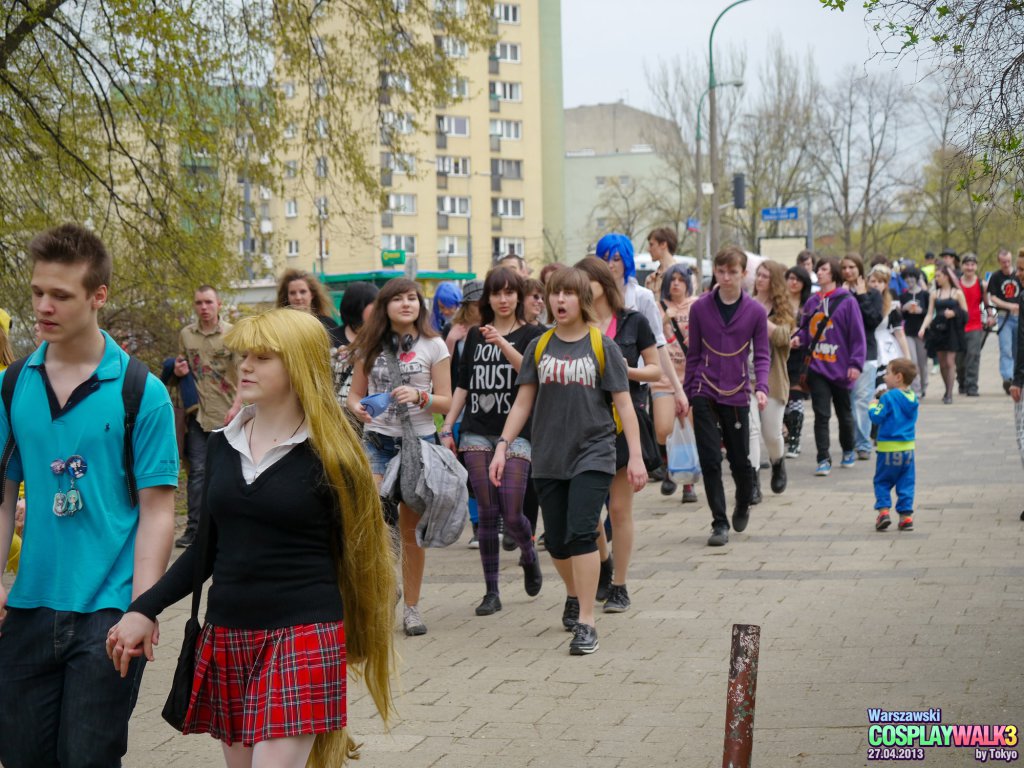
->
[129, 433, 344, 629]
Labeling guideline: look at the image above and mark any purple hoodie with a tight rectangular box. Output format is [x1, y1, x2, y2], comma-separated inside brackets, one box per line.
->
[683, 290, 770, 406]
[796, 287, 866, 388]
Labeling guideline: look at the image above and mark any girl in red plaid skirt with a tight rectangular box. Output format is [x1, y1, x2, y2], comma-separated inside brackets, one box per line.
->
[107, 309, 396, 767]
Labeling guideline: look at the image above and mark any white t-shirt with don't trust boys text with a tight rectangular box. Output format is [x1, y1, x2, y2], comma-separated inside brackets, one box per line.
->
[365, 335, 449, 438]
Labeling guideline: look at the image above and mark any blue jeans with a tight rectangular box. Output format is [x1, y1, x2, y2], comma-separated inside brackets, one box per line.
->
[998, 314, 1019, 382]
[873, 450, 915, 513]
[852, 360, 878, 453]
[0, 607, 146, 768]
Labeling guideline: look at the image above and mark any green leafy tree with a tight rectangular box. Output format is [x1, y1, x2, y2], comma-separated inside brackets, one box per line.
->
[0, 0, 493, 359]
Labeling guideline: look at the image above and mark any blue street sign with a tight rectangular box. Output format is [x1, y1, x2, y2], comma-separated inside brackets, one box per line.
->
[686, 217, 700, 232]
[761, 206, 799, 221]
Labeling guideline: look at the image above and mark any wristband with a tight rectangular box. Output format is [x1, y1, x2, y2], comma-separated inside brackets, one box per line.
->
[426, 393, 434, 410]
[418, 390, 428, 408]
[495, 437, 509, 448]
[440, 428, 453, 438]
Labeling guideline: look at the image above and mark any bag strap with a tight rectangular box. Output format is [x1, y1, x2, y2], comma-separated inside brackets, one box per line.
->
[381, 347, 422, 446]
[661, 300, 689, 356]
[803, 293, 848, 349]
[187, 432, 217, 623]
[0, 357, 29, 506]
[533, 327, 556, 367]
[122, 357, 148, 507]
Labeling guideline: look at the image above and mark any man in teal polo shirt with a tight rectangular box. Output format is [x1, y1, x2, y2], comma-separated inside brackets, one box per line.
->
[0, 224, 179, 767]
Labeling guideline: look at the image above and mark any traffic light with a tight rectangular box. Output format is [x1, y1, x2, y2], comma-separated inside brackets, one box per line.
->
[732, 173, 746, 210]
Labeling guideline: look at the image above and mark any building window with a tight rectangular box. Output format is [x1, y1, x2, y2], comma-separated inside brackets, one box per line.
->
[315, 156, 328, 178]
[440, 235, 468, 256]
[492, 197, 523, 218]
[392, 0, 408, 10]
[316, 196, 329, 217]
[436, 0, 468, 15]
[494, 42, 521, 62]
[311, 36, 326, 59]
[282, 81, 296, 99]
[384, 72, 413, 93]
[447, 77, 470, 99]
[619, 174, 632, 186]
[492, 158, 522, 179]
[284, 123, 296, 139]
[493, 237, 524, 257]
[382, 234, 417, 253]
[489, 81, 522, 102]
[285, 160, 298, 179]
[596, 217, 607, 229]
[439, 36, 468, 58]
[287, 239, 300, 258]
[259, 186, 272, 200]
[437, 115, 470, 137]
[489, 119, 522, 140]
[383, 152, 416, 174]
[437, 195, 470, 216]
[595, 176, 606, 187]
[436, 155, 471, 176]
[384, 111, 415, 134]
[494, 3, 519, 23]
[388, 193, 417, 214]
[285, 199, 298, 218]
[315, 117, 329, 138]
[314, 78, 328, 98]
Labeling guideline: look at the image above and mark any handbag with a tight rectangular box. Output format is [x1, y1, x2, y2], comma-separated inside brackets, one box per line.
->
[160, 437, 214, 731]
[667, 417, 702, 484]
[615, 399, 662, 472]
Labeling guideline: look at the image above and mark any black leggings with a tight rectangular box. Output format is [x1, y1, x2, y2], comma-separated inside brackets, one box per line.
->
[532, 472, 613, 560]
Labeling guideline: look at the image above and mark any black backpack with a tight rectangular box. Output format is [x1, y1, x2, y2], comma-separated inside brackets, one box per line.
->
[1, 355, 149, 506]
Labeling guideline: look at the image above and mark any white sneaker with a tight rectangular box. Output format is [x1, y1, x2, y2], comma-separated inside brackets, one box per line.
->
[403, 605, 427, 636]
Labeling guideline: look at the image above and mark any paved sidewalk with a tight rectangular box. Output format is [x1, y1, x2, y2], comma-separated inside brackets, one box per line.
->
[119, 344, 1023, 767]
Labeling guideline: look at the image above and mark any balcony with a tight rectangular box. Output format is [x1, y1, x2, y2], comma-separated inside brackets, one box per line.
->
[259, 219, 273, 234]
[490, 214, 502, 232]
[381, 211, 394, 228]
[436, 132, 448, 149]
[491, 175, 501, 192]
[489, 134, 501, 152]
[488, 56, 499, 75]
[381, 169, 393, 186]
[489, 95, 500, 113]
[437, 172, 448, 190]
[437, 254, 450, 270]
[437, 212, 449, 230]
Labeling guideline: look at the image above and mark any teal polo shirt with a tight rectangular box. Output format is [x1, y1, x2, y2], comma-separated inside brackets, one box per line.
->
[1, 331, 179, 612]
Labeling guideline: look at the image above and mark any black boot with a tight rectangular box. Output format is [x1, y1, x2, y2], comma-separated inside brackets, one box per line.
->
[596, 556, 613, 602]
[770, 458, 787, 494]
[749, 468, 762, 505]
[784, 410, 802, 458]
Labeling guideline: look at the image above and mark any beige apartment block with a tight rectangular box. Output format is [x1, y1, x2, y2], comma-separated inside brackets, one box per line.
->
[249, 1, 564, 284]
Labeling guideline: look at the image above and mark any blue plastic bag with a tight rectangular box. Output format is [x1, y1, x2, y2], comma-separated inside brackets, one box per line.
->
[667, 418, 702, 484]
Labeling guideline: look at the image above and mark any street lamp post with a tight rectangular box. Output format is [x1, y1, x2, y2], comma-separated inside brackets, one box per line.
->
[695, 80, 742, 265]
[708, 0, 754, 257]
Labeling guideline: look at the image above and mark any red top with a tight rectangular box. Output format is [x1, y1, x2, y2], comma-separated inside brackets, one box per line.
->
[961, 279, 984, 332]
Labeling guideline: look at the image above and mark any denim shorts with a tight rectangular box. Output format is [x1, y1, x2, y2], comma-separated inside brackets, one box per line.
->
[362, 431, 437, 475]
[459, 431, 532, 461]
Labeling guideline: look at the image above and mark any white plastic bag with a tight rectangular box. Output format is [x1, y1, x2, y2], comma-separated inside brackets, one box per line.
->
[667, 417, 702, 484]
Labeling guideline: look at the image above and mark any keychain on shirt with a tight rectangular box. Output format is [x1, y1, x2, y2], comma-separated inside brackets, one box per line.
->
[50, 454, 88, 517]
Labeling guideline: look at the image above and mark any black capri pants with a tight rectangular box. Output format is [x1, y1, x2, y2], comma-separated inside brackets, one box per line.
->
[532, 471, 614, 560]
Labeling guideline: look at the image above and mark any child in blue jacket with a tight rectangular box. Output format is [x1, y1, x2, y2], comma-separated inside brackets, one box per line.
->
[868, 358, 919, 531]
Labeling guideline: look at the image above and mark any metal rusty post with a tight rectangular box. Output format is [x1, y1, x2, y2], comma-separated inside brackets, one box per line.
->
[722, 623, 761, 768]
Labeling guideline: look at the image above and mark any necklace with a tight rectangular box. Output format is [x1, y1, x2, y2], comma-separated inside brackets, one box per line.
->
[247, 412, 305, 448]
[492, 320, 520, 336]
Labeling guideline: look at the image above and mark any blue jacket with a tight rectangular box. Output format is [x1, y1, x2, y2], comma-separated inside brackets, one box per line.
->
[868, 387, 918, 450]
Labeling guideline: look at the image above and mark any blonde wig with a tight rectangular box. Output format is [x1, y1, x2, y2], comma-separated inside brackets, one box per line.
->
[224, 309, 395, 764]
[867, 265, 893, 317]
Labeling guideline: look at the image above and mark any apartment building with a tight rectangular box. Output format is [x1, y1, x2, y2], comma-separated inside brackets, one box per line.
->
[248, 1, 564, 282]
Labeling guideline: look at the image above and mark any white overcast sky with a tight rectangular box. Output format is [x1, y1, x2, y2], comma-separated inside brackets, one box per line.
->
[560, 0, 927, 110]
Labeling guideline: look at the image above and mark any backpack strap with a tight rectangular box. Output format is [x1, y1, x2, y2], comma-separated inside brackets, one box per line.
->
[121, 357, 149, 507]
[588, 326, 622, 434]
[533, 328, 556, 366]
[0, 357, 28, 507]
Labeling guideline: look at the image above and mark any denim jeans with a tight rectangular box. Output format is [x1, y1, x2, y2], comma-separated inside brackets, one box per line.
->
[0, 607, 146, 768]
[851, 360, 878, 453]
[956, 329, 983, 394]
[998, 314, 1019, 382]
[184, 415, 210, 534]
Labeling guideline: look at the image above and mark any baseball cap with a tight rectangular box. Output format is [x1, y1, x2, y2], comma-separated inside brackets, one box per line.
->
[924, 251, 936, 260]
[461, 280, 484, 304]
[939, 247, 958, 258]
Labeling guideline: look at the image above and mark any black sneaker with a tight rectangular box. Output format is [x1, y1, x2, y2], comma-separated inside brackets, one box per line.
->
[749, 469, 762, 505]
[648, 466, 666, 483]
[561, 595, 580, 631]
[660, 476, 678, 496]
[521, 557, 543, 597]
[175, 531, 195, 549]
[537, 533, 546, 551]
[603, 584, 631, 613]
[770, 459, 787, 494]
[732, 501, 750, 533]
[475, 592, 502, 616]
[595, 556, 613, 602]
[707, 528, 729, 547]
[502, 532, 518, 552]
[569, 622, 599, 655]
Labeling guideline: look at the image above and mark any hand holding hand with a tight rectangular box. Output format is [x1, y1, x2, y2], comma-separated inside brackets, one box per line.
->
[106, 612, 158, 678]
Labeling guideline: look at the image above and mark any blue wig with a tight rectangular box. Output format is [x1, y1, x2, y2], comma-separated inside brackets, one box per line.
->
[595, 233, 636, 284]
[431, 281, 462, 331]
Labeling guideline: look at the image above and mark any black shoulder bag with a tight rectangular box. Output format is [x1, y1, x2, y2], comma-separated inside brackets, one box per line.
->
[794, 293, 847, 391]
[161, 434, 216, 731]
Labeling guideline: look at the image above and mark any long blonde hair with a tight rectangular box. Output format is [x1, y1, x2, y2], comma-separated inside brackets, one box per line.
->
[757, 260, 795, 329]
[224, 309, 395, 764]
[867, 265, 893, 317]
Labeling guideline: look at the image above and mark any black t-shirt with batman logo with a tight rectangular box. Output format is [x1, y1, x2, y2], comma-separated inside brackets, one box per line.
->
[457, 323, 546, 440]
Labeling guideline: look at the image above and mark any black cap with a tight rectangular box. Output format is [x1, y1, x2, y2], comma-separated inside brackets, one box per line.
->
[924, 251, 935, 260]
[939, 247, 958, 258]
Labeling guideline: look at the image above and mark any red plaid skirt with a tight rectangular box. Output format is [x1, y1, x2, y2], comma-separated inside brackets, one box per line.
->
[182, 621, 346, 746]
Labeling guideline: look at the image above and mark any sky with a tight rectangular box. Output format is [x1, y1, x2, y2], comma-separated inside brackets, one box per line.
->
[559, 0, 928, 111]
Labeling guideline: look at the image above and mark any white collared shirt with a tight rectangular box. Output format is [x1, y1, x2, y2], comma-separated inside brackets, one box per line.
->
[221, 405, 310, 484]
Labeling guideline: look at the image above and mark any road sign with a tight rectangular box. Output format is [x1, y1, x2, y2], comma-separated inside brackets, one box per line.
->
[701, 182, 715, 195]
[381, 249, 406, 267]
[686, 218, 700, 233]
[761, 207, 798, 222]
